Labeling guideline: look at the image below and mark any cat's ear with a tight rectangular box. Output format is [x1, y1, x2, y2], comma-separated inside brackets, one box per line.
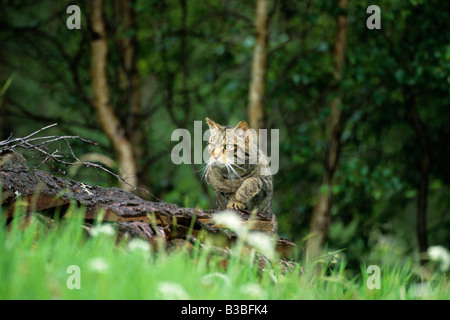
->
[233, 120, 249, 132]
[206, 117, 222, 131]
[233, 120, 256, 144]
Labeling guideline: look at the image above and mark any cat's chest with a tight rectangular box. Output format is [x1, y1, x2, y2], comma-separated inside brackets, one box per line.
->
[218, 176, 243, 192]
[207, 167, 244, 192]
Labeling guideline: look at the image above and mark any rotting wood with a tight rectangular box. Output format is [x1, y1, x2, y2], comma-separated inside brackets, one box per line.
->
[0, 164, 296, 259]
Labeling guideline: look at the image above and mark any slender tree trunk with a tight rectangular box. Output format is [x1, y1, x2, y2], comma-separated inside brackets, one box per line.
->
[0, 93, 12, 141]
[178, 0, 213, 205]
[305, 0, 348, 262]
[248, 0, 269, 131]
[114, 0, 147, 194]
[0, 54, 13, 140]
[179, 0, 190, 123]
[115, 0, 141, 143]
[408, 97, 430, 265]
[89, 0, 137, 192]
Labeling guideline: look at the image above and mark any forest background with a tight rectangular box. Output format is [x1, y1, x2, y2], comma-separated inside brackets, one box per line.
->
[1, 0, 449, 274]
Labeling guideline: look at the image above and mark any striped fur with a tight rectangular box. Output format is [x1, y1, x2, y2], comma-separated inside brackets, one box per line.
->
[204, 118, 278, 233]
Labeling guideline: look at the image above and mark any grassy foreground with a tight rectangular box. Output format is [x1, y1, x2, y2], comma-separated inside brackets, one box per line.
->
[0, 207, 448, 300]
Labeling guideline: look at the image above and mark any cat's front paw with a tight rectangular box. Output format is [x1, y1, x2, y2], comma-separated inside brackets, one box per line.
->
[227, 200, 246, 211]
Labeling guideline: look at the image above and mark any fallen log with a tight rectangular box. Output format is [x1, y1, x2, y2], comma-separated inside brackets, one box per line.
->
[1, 162, 296, 259]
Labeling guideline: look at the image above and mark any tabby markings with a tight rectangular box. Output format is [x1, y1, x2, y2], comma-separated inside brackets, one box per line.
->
[171, 121, 279, 175]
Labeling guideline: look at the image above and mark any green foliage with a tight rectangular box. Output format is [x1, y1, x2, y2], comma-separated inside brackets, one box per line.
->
[0, 0, 449, 279]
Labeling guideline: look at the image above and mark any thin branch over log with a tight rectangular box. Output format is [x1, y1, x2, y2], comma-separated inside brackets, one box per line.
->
[0, 124, 141, 192]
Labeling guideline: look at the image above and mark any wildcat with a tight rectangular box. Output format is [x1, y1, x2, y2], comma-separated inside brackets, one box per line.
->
[204, 117, 278, 233]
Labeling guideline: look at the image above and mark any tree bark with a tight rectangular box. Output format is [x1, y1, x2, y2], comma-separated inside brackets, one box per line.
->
[305, 0, 348, 262]
[89, 0, 137, 192]
[248, 0, 269, 131]
[115, 0, 142, 150]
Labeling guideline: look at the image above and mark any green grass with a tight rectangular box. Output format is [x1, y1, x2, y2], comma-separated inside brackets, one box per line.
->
[0, 207, 448, 300]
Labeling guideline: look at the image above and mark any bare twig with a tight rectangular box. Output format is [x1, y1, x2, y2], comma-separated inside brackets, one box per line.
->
[0, 123, 147, 194]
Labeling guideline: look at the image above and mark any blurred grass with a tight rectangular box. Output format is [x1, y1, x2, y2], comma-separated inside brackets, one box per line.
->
[0, 205, 448, 300]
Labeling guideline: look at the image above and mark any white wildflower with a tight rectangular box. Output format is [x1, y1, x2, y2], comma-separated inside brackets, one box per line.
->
[240, 283, 267, 299]
[245, 232, 276, 260]
[427, 245, 450, 272]
[414, 282, 433, 299]
[90, 224, 116, 237]
[87, 257, 109, 274]
[128, 238, 151, 252]
[213, 211, 246, 235]
[157, 281, 190, 300]
[200, 272, 231, 287]
[213, 211, 277, 260]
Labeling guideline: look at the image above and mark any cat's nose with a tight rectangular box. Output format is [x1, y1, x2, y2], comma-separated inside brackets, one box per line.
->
[213, 153, 220, 159]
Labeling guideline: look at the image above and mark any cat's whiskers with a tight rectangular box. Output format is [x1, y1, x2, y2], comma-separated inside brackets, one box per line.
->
[225, 162, 243, 180]
[230, 162, 245, 171]
[200, 160, 212, 183]
[224, 163, 232, 180]
[194, 162, 208, 173]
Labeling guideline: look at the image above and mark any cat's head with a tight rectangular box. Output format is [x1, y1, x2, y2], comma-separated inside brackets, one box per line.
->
[205, 118, 258, 177]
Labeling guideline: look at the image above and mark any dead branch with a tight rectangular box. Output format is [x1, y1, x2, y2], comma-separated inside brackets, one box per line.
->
[0, 123, 142, 193]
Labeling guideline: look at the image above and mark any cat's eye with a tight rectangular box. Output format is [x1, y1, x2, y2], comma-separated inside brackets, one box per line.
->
[225, 144, 234, 150]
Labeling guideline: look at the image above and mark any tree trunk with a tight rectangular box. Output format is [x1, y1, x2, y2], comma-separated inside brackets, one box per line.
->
[248, 0, 269, 131]
[115, 0, 142, 150]
[0, 60, 13, 140]
[305, 0, 348, 262]
[408, 96, 430, 265]
[89, 0, 137, 192]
